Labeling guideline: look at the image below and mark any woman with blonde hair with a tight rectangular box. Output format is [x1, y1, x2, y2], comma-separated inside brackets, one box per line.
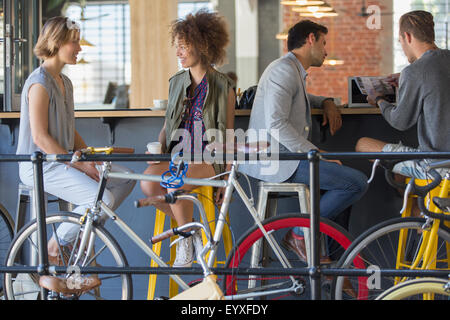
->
[139, 9, 235, 267]
[16, 16, 135, 292]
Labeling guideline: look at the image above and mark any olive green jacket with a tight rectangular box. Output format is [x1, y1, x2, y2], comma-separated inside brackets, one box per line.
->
[164, 68, 233, 175]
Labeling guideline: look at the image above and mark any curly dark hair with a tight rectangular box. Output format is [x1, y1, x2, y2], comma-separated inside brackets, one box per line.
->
[170, 9, 230, 67]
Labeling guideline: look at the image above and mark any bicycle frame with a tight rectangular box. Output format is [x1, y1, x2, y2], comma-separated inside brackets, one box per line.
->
[73, 159, 302, 300]
[395, 171, 450, 285]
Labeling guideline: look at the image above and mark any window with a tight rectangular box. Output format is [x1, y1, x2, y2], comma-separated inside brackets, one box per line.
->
[178, 1, 213, 18]
[63, 1, 214, 106]
[176, 1, 213, 70]
[64, 1, 131, 107]
[0, 17, 4, 95]
[394, 0, 449, 72]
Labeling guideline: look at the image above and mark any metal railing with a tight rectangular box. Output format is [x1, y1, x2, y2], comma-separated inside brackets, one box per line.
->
[1, 150, 450, 300]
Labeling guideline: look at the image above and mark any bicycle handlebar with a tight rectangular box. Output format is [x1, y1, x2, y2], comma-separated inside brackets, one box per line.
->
[135, 190, 186, 208]
[411, 169, 442, 198]
[418, 195, 450, 221]
[427, 159, 450, 170]
[384, 169, 407, 191]
[149, 222, 205, 245]
[368, 159, 444, 195]
[367, 159, 406, 190]
[406, 168, 449, 221]
[369, 159, 448, 219]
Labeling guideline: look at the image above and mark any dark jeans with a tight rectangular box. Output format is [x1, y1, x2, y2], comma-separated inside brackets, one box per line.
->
[287, 160, 368, 236]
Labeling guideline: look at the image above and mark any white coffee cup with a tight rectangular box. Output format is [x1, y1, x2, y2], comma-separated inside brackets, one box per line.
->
[147, 142, 162, 164]
[153, 99, 168, 110]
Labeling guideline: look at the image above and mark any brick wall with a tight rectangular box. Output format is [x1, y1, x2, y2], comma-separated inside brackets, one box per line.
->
[282, 0, 393, 104]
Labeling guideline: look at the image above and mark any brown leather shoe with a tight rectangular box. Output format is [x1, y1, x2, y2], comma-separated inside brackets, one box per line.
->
[48, 243, 73, 266]
[342, 277, 357, 299]
[323, 275, 357, 299]
[39, 275, 101, 295]
[282, 230, 333, 264]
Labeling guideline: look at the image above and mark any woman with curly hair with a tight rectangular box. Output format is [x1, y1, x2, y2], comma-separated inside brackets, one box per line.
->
[140, 9, 235, 267]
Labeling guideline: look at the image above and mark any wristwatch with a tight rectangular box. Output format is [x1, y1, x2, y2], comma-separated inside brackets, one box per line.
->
[375, 95, 386, 107]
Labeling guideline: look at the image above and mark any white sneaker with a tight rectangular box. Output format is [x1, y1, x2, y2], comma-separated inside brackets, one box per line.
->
[192, 231, 205, 261]
[173, 236, 194, 268]
[12, 273, 40, 300]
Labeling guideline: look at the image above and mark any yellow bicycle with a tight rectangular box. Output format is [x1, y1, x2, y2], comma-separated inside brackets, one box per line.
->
[376, 277, 450, 300]
[334, 159, 450, 300]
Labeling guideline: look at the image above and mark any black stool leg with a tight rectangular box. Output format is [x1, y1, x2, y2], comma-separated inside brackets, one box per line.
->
[15, 192, 29, 234]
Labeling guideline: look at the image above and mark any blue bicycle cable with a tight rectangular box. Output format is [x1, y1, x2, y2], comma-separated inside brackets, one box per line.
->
[160, 152, 189, 189]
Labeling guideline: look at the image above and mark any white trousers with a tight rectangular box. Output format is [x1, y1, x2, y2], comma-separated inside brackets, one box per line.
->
[19, 162, 136, 245]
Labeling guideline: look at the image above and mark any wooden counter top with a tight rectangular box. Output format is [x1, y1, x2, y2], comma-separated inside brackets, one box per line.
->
[0, 107, 381, 119]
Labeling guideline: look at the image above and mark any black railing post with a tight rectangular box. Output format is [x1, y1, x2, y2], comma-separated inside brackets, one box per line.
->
[32, 151, 49, 299]
[308, 149, 321, 300]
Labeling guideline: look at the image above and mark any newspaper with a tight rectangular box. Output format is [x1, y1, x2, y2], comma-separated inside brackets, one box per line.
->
[355, 76, 395, 96]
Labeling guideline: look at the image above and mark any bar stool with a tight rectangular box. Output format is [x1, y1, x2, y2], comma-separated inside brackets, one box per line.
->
[146, 186, 233, 300]
[249, 182, 314, 273]
[15, 183, 74, 267]
[15, 183, 74, 233]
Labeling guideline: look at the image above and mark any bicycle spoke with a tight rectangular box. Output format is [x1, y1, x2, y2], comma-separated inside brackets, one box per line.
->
[335, 218, 450, 300]
[224, 214, 353, 300]
[84, 244, 107, 267]
[98, 274, 122, 282]
[66, 230, 79, 266]
[51, 223, 66, 267]
[13, 289, 41, 297]
[4, 213, 132, 300]
[26, 236, 38, 254]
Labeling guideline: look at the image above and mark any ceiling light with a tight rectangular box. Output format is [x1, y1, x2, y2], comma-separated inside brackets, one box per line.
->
[276, 32, 288, 40]
[80, 37, 95, 47]
[77, 57, 90, 64]
[292, 5, 334, 13]
[300, 10, 338, 18]
[281, 1, 325, 6]
[324, 57, 344, 66]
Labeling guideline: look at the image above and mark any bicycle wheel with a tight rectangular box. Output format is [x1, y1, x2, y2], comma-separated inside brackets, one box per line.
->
[334, 217, 450, 300]
[222, 213, 357, 300]
[3, 212, 133, 300]
[375, 278, 450, 300]
[0, 204, 14, 295]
